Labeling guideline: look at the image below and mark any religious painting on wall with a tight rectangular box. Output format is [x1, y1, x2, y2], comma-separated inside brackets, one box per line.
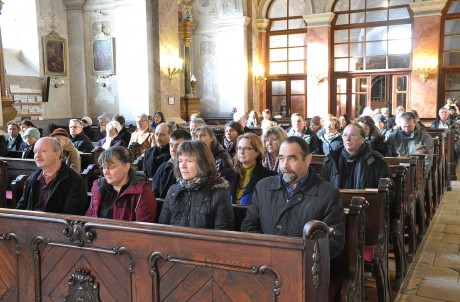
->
[90, 22, 116, 77]
[43, 31, 67, 76]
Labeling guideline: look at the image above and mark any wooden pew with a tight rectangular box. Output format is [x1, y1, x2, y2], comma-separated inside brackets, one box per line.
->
[6, 150, 23, 158]
[80, 148, 103, 171]
[229, 199, 366, 302]
[0, 209, 331, 301]
[0, 157, 38, 208]
[81, 164, 102, 192]
[427, 127, 456, 187]
[340, 178, 391, 302]
[0, 159, 8, 208]
[311, 154, 326, 175]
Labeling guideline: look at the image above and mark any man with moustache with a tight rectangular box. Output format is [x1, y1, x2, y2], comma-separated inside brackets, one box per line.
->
[241, 136, 345, 297]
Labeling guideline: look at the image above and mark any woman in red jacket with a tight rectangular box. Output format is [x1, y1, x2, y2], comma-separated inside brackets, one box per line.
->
[86, 146, 157, 222]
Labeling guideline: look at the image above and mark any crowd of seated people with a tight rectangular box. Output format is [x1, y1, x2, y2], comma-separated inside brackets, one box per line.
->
[1, 103, 459, 301]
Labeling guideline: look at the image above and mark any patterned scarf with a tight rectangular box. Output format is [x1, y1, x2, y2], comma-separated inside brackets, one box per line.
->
[178, 176, 207, 190]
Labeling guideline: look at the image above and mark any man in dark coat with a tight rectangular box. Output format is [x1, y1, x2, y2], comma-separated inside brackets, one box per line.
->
[286, 113, 321, 154]
[3, 121, 27, 151]
[16, 137, 89, 215]
[241, 136, 345, 273]
[320, 123, 394, 196]
[152, 129, 191, 198]
[68, 119, 94, 152]
[143, 123, 172, 178]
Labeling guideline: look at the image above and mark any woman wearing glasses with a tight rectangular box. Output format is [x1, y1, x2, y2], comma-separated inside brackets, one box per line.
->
[222, 132, 277, 205]
[86, 146, 157, 222]
[158, 140, 234, 230]
[261, 126, 288, 172]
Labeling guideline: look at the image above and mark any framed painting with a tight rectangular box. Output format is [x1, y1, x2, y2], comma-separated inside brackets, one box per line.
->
[43, 31, 67, 76]
[91, 36, 115, 76]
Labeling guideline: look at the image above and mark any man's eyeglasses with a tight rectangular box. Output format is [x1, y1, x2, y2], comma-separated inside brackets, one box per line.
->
[136, 120, 147, 123]
[237, 147, 254, 152]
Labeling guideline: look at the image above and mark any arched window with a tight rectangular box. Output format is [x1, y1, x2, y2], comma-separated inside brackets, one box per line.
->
[0, 0, 40, 75]
[266, 0, 309, 117]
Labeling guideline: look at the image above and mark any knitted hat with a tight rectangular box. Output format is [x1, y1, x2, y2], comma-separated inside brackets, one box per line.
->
[107, 121, 122, 133]
[50, 128, 70, 138]
[310, 116, 321, 125]
[22, 127, 41, 139]
[81, 117, 93, 126]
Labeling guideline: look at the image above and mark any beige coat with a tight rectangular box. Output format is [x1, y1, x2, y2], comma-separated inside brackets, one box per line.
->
[128, 127, 156, 155]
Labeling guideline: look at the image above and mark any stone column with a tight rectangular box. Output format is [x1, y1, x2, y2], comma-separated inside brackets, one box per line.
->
[256, 18, 269, 113]
[409, 0, 445, 118]
[179, 21, 197, 97]
[0, 1, 15, 128]
[304, 12, 334, 118]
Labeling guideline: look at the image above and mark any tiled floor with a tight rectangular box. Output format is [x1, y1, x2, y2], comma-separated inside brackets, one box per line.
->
[396, 164, 460, 302]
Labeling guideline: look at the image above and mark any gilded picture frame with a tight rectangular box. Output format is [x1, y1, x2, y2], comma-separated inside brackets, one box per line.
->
[90, 36, 115, 76]
[43, 31, 68, 76]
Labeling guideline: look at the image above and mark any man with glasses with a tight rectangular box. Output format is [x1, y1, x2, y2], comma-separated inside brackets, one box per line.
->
[93, 114, 111, 142]
[68, 119, 94, 152]
[286, 113, 321, 154]
[128, 113, 155, 156]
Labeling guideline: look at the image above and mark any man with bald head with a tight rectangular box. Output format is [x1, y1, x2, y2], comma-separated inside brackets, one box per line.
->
[16, 137, 89, 215]
[142, 123, 173, 178]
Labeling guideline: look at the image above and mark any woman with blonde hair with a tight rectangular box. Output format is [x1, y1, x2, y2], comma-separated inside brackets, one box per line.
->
[319, 116, 343, 156]
[247, 110, 261, 128]
[158, 140, 234, 230]
[261, 126, 288, 172]
[222, 132, 277, 205]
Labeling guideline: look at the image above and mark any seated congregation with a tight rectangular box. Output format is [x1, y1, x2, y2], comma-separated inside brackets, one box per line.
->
[0, 105, 458, 302]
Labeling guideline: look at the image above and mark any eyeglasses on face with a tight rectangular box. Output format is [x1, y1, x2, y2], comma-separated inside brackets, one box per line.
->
[136, 120, 147, 123]
[237, 147, 254, 152]
[264, 138, 279, 144]
[69, 126, 81, 129]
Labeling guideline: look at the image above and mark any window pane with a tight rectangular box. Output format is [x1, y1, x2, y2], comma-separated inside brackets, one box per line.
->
[389, 24, 412, 39]
[366, 10, 388, 23]
[397, 76, 408, 91]
[396, 93, 406, 108]
[367, 0, 384, 9]
[291, 80, 305, 94]
[389, 8, 410, 20]
[350, 57, 364, 71]
[272, 96, 287, 117]
[389, 39, 411, 54]
[334, 0, 349, 12]
[366, 41, 387, 56]
[389, 54, 410, 68]
[445, 20, 460, 35]
[270, 35, 287, 48]
[289, 47, 306, 60]
[350, 29, 364, 42]
[353, 78, 368, 92]
[351, 1, 365, 10]
[350, 12, 365, 24]
[366, 26, 387, 42]
[390, 0, 412, 5]
[336, 14, 349, 25]
[335, 44, 349, 57]
[366, 56, 387, 69]
[350, 42, 364, 56]
[289, 33, 307, 47]
[270, 62, 287, 74]
[270, 48, 288, 61]
[335, 30, 349, 43]
[288, 61, 305, 74]
[448, 1, 460, 14]
[291, 95, 306, 115]
[445, 36, 460, 51]
[443, 52, 460, 66]
[289, 19, 307, 29]
[335, 58, 349, 71]
[445, 73, 460, 89]
[271, 81, 286, 95]
[270, 20, 288, 31]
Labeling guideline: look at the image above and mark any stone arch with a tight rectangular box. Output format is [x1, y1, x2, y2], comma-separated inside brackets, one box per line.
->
[257, 0, 336, 18]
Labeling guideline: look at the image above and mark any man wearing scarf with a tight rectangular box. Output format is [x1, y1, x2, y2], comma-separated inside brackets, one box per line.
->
[320, 123, 394, 194]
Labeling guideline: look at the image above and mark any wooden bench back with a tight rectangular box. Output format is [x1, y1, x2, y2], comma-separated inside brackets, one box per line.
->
[0, 209, 331, 301]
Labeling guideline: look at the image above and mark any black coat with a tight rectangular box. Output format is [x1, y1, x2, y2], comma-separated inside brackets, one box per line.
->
[17, 163, 89, 215]
[152, 160, 175, 199]
[142, 144, 171, 178]
[241, 169, 345, 260]
[70, 132, 94, 153]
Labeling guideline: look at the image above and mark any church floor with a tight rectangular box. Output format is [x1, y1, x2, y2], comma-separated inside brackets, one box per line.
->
[395, 164, 460, 302]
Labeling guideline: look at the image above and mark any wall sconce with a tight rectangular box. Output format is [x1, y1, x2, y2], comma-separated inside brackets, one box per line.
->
[52, 76, 64, 88]
[253, 65, 265, 84]
[167, 57, 183, 82]
[95, 75, 110, 88]
[309, 72, 327, 85]
[413, 52, 437, 82]
[191, 74, 197, 96]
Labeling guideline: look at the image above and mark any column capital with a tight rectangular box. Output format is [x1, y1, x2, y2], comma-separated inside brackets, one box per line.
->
[303, 12, 335, 28]
[257, 18, 270, 32]
[409, 0, 448, 17]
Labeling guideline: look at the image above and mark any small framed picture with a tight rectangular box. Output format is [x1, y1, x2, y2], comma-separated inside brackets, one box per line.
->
[168, 96, 175, 105]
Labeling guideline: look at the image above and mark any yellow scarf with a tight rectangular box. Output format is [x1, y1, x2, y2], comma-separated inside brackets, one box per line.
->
[235, 162, 256, 203]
